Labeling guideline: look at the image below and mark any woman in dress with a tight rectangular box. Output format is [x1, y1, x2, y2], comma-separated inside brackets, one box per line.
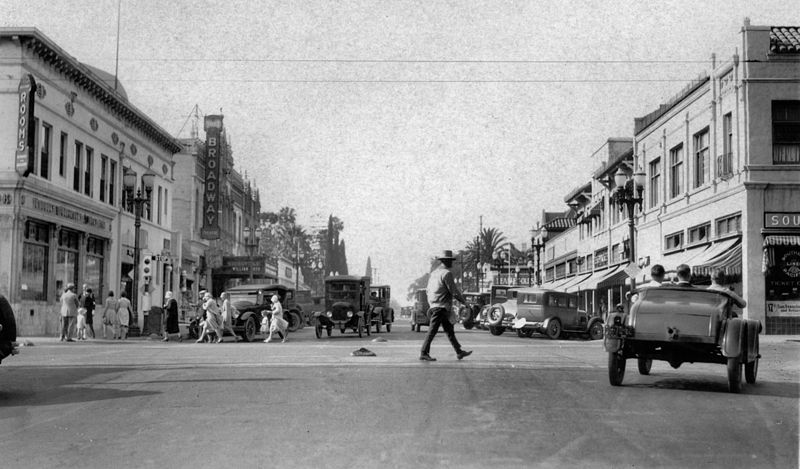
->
[162, 291, 182, 342]
[101, 291, 118, 339]
[116, 292, 132, 340]
[219, 292, 241, 342]
[196, 292, 224, 343]
[265, 294, 288, 343]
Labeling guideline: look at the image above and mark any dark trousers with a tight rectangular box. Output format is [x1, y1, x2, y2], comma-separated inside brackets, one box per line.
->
[420, 307, 462, 355]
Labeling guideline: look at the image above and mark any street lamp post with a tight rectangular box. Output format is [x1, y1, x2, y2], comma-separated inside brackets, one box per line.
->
[612, 167, 646, 294]
[123, 168, 155, 335]
[526, 260, 534, 286]
[243, 226, 262, 282]
[531, 227, 548, 286]
[294, 242, 303, 292]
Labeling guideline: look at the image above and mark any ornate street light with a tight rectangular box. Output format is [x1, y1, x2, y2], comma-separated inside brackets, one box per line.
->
[612, 167, 646, 294]
[526, 260, 534, 286]
[531, 226, 548, 286]
[122, 168, 155, 335]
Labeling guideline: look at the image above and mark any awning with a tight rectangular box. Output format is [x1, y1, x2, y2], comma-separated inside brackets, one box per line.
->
[565, 265, 621, 293]
[637, 245, 709, 283]
[692, 238, 742, 276]
[763, 235, 800, 246]
[557, 272, 592, 292]
[597, 267, 630, 289]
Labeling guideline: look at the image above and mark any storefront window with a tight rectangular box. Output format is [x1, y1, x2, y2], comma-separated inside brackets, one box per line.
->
[55, 229, 79, 297]
[86, 237, 105, 298]
[21, 221, 49, 301]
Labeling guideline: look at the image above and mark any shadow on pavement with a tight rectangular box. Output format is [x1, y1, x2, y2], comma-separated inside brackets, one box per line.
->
[0, 366, 159, 408]
[628, 377, 800, 398]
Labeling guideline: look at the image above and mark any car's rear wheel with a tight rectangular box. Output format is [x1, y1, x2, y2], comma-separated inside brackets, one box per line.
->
[243, 316, 256, 342]
[488, 325, 504, 336]
[463, 319, 474, 330]
[588, 321, 604, 340]
[608, 352, 626, 386]
[287, 312, 302, 332]
[487, 306, 504, 327]
[727, 357, 742, 393]
[637, 357, 652, 375]
[545, 319, 562, 340]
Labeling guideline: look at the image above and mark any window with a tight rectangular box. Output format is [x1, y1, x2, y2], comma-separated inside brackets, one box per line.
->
[688, 222, 711, 245]
[100, 155, 108, 202]
[693, 128, 709, 188]
[612, 243, 621, 263]
[59, 132, 67, 177]
[109, 160, 117, 206]
[773, 101, 800, 164]
[669, 144, 683, 198]
[55, 229, 80, 299]
[85, 237, 105, 299]
[21, 221, 49, 301]
[73, 141, 83, 192]
[157, 186, 163, 225]
[40, 122, 51, 179]
[665, 231, 684, 251]
[716, 213, 742, 237]
[594, 248, 608, 269]
[649, 157, 661, 208]
[164, 188, 168, 218]
[720, 113, 733, 177]
[555, 262, 566, 279]
[84, 146, 93, 197]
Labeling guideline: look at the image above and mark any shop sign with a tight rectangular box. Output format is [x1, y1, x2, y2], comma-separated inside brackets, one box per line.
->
[30, 196, 107, 230]
[16, 74, 37, 177]
[765, 212, 800, 229]
[200, 120, 221, 240]
[766, 301, 800, 317]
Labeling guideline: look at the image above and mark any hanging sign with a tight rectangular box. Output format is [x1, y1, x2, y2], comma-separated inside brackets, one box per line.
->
[200, 115, 223, 239]
[16, 74, 37, 177]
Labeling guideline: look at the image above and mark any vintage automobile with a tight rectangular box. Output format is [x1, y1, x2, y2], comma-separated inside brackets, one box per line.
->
[604, 285, 761, 393]
[410, 288, 430, 332]
[478, 285, 514, 333]
[367, 284, 395, 333]
[226, 283, 306, 342]
[0, 294, 19, 364]
[314, 275, 372, 338]
[457, 291, 491, 329]
[486, 287, 604, 339]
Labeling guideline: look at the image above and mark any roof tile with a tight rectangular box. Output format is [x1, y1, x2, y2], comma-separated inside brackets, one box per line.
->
[771, 27, 800, 54]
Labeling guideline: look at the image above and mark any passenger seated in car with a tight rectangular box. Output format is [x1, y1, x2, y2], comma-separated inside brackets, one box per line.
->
[707, 269, 746, 317]
[675, 264, 694, 287]
[645, 264, 666, 287]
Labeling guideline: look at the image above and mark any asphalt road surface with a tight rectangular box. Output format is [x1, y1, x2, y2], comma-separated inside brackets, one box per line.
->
[1, 319, 798, 469]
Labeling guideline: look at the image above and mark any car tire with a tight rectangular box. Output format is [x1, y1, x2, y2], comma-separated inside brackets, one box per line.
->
[637, 357, 652, 375]
[745, 335, 759, 384]
[243, 316, 256, 342]
[487, 305, 504, 327]
[463, 319, 474, 330]
[588, 321, 604, 340]
[315, 324, 323, 339]
[608, 352, 626, 386]
[488, 325, 504, 336]
[727, 357, 742, 393]
[516, 329, 528, 338]
[545, 318, 562, 340]
[287, 312, 302, 332]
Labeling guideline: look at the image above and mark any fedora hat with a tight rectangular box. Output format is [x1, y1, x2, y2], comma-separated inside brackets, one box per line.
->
[436, 250, 456, 261]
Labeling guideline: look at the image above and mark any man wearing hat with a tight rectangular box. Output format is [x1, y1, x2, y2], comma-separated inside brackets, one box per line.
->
[419, 250, 473, 361]
[59, 283, 79, 342]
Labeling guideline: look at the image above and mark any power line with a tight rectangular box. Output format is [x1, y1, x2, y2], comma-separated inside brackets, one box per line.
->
[109, 58, 714, 64]
[3, 78, 706, 84]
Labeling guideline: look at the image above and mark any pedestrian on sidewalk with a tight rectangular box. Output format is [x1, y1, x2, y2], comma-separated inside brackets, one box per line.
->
[101, 291, 118, 339]
[79, 285, 96, 339]
[162, 291, 182, 342]
[59, 284, 79, 342]
[196, 292, 223, 343]
[76, 306, 87, 340]
[219, 292, 241, 342]
[419, 250, 472, 362]
[117, 292, 132, 340]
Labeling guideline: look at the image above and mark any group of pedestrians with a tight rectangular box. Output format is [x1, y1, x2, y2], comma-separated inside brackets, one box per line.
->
[59, 284, 131, 341]
[195, 290, 240, 343]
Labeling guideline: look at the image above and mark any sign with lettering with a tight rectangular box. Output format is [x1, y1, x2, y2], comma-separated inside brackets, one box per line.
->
[16, 74, 37, 177]
[200, 121, 221, 239]
[765, 212, 800, 229]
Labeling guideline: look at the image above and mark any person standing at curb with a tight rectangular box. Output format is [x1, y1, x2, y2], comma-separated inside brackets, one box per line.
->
[419, 250, 472, 362]
[117, 292, 132, 340]
[80, 285, 96, 339]
[101, 291, 118, 339]
[162, 291, 182, 342]
[59, 284, 79, 342]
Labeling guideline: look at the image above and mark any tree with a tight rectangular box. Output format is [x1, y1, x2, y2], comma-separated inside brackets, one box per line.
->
[463, 227, 507, 268]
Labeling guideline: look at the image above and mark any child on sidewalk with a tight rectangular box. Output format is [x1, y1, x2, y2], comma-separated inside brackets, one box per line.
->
[76, 307, 88, 340]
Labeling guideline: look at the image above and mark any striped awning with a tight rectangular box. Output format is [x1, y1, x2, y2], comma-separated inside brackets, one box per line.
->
[763, 235, 800, 246]
[565, 265, 622, 293]
[694, 239, 742, 276]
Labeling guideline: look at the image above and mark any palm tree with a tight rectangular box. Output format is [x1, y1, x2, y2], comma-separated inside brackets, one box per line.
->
[464, 227, 507, 267]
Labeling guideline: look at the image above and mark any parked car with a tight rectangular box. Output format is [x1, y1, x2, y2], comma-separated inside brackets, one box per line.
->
[411, 289, 430, 332]
[0, 294, 19, 364]
[604, 285, 761, 393]
[486, 287, 604, 339]
[367, 285, 395, 333]
[226, 283, 305, 342]
[457, 291, 490, 329]
[314, 275, 371, 338]
[479, 285, 514, 333]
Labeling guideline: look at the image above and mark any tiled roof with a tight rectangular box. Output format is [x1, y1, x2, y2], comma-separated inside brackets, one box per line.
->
[771, 27, 800, 54]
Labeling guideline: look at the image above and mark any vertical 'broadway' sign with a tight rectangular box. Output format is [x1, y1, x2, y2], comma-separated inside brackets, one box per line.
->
[201, 115, 223, 239]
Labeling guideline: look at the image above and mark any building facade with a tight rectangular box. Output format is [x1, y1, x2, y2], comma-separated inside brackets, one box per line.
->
[0, 28, 182, 335]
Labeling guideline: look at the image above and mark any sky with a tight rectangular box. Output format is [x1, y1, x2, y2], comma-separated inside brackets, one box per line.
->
[3, 0, 798, 304]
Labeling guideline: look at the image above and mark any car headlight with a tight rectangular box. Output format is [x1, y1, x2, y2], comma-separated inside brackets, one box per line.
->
[326, 311, 333, 318]
[347, 311, 353, 318]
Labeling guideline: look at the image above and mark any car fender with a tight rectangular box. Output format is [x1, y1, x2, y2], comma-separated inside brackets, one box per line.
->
[721, 318, 745, 358]
[745, 319, 761, 362]
[587, 316, 604, 331]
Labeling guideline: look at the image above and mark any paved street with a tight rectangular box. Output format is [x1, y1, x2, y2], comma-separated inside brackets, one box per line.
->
[1, 320, 798, 469]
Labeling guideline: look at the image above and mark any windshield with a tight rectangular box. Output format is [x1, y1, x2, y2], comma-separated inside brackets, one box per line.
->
[228, 290, 260, 304]
[327, 283, 359, 302]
